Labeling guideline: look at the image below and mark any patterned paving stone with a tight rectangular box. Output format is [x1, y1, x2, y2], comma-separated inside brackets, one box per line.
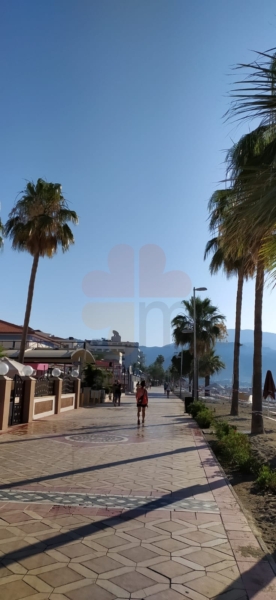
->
[90, 534, 129, 549]
[118, 545, 159, 563]
[149, 559, 192, 579]
[57, 542, 99, 559]
[110, 570, 157, 592]
[153, 538, 189, 552]
[0, 389, 267, 599]
[65, 583, 116, 599]
[37, 565, 84, 587]
[185, 574, 239, 598]
[17, 552, 56, 570]
[0, 579, 37, 599]
[82, 555, 123, 574]
[125, 527, 164, 541]
[147, 589, 186, 600]
[0, 489, 219, 512]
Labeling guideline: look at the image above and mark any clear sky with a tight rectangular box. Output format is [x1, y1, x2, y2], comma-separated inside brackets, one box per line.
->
[1, 0, 276, 346]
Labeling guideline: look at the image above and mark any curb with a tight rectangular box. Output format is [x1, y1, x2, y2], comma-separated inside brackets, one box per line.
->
[198, 426, 276, 576]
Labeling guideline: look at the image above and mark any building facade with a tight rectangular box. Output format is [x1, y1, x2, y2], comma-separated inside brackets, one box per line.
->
[87, 331, 140, 370]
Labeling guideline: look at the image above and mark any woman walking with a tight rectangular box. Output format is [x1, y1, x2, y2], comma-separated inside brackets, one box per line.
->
[136, 380, 148, 426]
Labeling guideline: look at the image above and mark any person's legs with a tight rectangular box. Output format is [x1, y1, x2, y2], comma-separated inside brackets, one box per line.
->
[137, 406, 141, 425]
[142, 406, 146, 424]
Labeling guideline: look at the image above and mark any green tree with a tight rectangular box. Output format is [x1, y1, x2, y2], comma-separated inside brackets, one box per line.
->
[172, 297, 225, 355]
[198, 350, 225, 396]
[156, 354, 165, 365]
[172, 297, 225, 396]
[83, 364, 105, 389]
[205, 188, 255, 416]
[5, 179, 78, 363]
[224, 125, 276, 433]
[147, 356, 165, 383]
[171, 350, 193, 390]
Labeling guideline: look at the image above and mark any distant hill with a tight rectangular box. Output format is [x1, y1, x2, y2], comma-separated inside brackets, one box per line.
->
[140, 329, 276, 384]
[227, 329, 276, 350]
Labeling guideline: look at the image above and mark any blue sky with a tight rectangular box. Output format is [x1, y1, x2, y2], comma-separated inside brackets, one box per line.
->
[1, 0, 276, 346]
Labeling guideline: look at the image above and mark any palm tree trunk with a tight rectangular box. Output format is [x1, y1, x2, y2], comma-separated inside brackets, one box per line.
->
[18, 253, 40, 364]
[231, 267, 244, 416]
[205, 375, 210, 397]
[251, 258, 264, 435]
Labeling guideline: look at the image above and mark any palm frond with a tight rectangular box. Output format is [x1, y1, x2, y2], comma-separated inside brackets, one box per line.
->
[5, 178, 78, 257]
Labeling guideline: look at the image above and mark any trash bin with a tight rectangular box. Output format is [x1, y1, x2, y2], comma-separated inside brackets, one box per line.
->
[184, 397, 194, 413]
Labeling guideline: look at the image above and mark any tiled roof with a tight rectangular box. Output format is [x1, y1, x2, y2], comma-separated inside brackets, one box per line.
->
[0, 319, 34, 334]
[0, 320, 54, 342]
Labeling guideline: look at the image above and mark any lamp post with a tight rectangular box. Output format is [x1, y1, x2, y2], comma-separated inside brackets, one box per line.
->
[179, 328, 194, 398]
[193, 287, 207, 400]
[180, 348, 183, 397]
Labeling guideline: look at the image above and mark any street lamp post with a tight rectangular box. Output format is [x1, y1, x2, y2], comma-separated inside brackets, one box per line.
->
[180, 348, 183, 398]
[193, 287, 207, 400]
[179, 328, 194, 398]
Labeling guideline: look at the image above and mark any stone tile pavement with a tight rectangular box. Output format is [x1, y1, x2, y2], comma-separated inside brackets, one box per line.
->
[0, 387, 275, 599]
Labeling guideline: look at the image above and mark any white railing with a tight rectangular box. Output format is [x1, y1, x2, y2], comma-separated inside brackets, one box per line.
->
[177, 384, 276, 423]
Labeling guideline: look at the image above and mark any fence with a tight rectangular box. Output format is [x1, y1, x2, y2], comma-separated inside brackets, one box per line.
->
[62, 376, 74, 394]
[35, 379, 55, 397]
[178, 384, 276, 424]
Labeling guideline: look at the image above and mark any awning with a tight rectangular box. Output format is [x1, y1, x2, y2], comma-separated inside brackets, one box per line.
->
[4, 348, 95, 365]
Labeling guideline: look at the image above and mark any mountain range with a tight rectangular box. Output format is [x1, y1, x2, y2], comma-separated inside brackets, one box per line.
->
[140, 329, 276, 384]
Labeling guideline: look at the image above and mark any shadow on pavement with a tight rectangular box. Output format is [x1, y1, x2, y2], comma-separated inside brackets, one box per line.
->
[1, 488, 275, 598]
[0, 446, 197, 491]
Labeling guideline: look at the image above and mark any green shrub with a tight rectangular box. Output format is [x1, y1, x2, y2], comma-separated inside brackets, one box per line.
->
[256, 465, 276, 491]
[214, 420, 237, 440]
[196, 409, 213, 429]
[189, 401, 205, 418]
[214, 429, 255, 472]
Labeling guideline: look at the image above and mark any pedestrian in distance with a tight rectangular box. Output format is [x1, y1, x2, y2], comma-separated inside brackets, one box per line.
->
[117, 381, 122, 406]
[113, 380, 121, 406]
[166, 383, 171, 398]
[164, 381, 167, 395]
[136, 380, 148, 426]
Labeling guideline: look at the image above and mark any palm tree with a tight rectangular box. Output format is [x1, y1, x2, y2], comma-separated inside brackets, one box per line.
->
[5, 179, 78, 363]
[198, 350, 225, 396]
[225, 126, 276, 434]
[171, 350, 193, 387]
[0, 218, 3, 250]
[172, 297, 225, 394]
[205, 188, 255, 416]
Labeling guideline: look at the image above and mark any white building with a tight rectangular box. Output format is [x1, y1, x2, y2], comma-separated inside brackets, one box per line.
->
[87, 331, 140, 370]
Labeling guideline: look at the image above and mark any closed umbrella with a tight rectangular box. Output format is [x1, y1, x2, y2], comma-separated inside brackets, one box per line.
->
[263, 370, 276, 399]
[0, 358, 26, 377]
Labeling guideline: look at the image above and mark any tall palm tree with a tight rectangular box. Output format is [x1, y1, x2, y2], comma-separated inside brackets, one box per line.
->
[198, 350, 225, 396]
[225, 126, 276, 434]
[172, 297, 225, 394]
[171, 350, 193, 392]
[205, 238, 245, 414]
[205, 188, 255, 416]
[5, 179, 78, 363]
[0, 218, 3, 250]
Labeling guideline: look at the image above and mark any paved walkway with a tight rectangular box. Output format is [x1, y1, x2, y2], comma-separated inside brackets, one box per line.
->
[0, 388, 275, 599]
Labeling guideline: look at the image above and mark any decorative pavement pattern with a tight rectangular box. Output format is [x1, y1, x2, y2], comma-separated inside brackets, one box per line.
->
[0, 389, 274, 599]
[0, 490, 219, 512]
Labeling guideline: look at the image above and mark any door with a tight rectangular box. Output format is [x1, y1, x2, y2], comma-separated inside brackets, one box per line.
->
[9, 375, 25, 426]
